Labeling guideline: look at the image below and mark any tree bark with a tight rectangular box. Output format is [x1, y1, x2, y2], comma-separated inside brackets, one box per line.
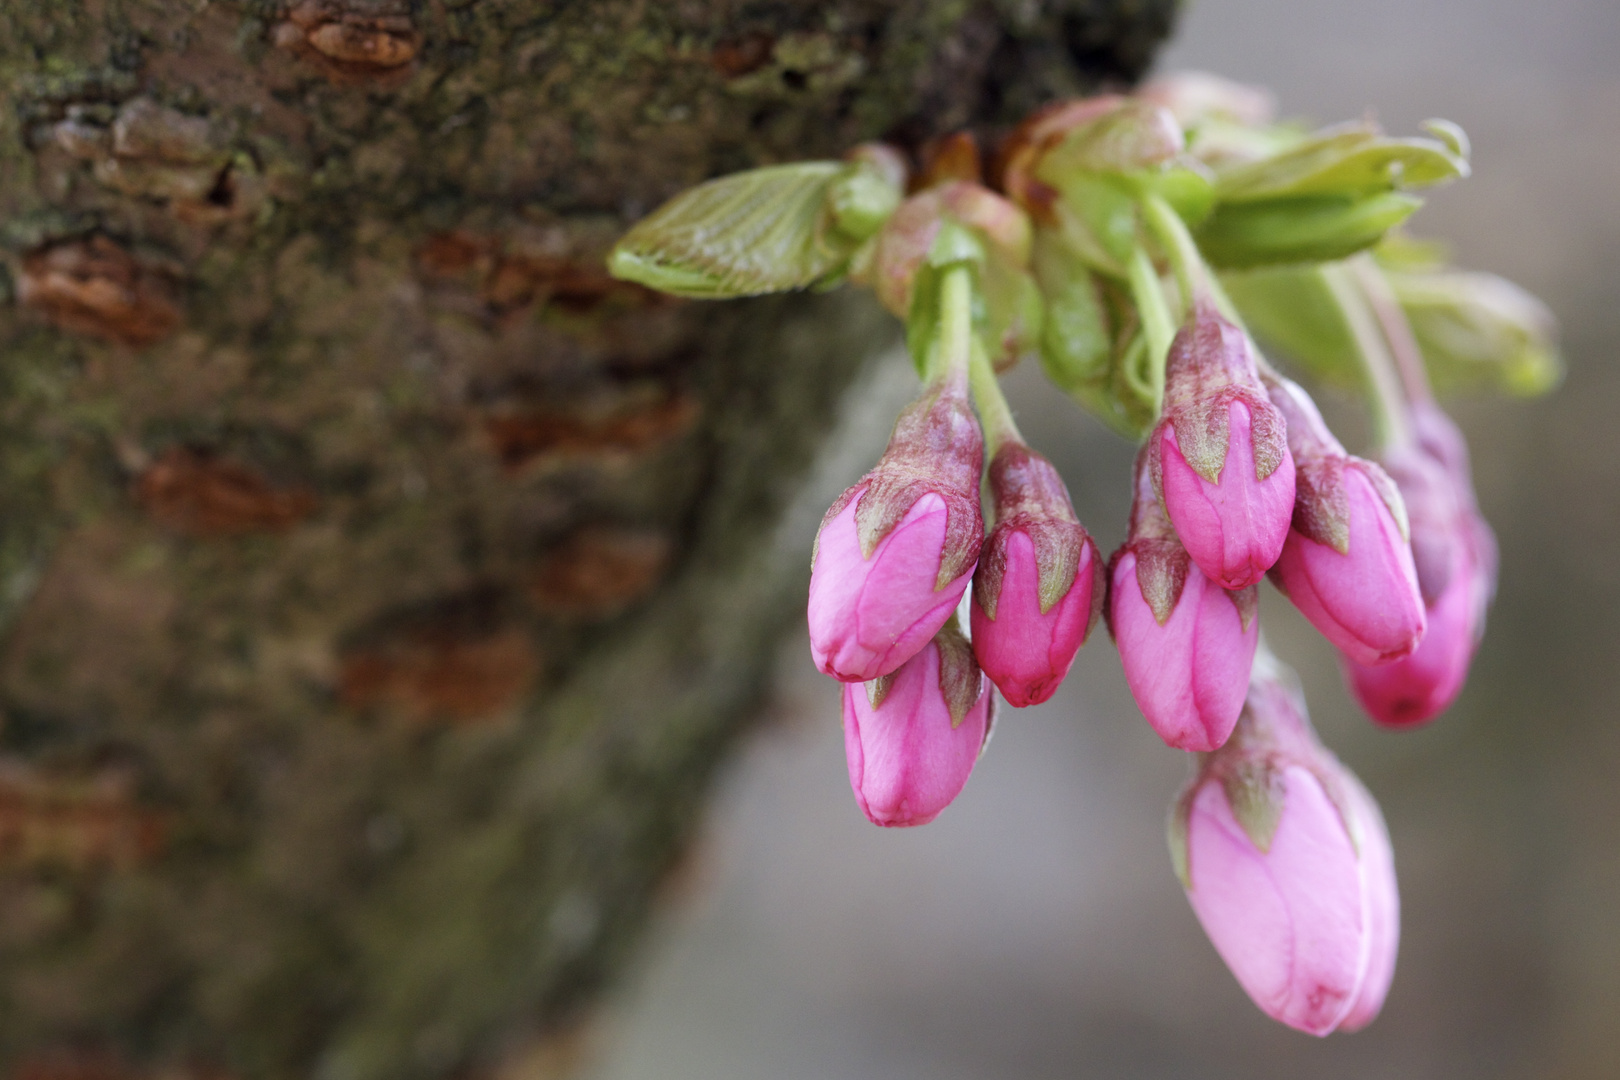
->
[0, 3, 1174, 1078]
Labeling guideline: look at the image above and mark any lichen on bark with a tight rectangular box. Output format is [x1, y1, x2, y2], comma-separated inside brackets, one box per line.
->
[0, 2, 1176, 1077]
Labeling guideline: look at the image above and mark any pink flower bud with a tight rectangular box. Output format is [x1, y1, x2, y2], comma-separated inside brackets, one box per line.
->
[809, 372, 985, 682]
[1108, 451, 1258, 752]
[842, 618, 993, 827]
[1169, 655, 1398, 1036]
[1345, 406, 1497, 725]
[1266, 377, 1426, 665]
[970, 443, 1103, 707]
[1150, 302, 1295, 590]
[1337, 773, 1400, 1032]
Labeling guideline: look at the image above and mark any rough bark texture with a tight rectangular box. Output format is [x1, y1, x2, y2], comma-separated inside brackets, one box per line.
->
[0, 3, 1174, 1078]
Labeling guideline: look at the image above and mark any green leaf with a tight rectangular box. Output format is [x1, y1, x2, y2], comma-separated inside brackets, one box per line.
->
[1214, 122, 1469, 203]
[608, 162, 854, 298]
[1389, 269, 1564, 396]
[1221, 265, 1361, 387]
[1198, 192, 1421, 268]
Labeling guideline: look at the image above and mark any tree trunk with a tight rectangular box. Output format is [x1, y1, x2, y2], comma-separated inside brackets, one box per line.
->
[0, 3, 1174, 1078]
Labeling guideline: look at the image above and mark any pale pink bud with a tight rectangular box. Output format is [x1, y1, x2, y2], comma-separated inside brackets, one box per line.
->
[1169, 656, 1397, 1036]
[809, 372, 985, 682]
[1345, 407, 1497, 725]
[970, 443, 1103, 707]
[1337, 773, 1400, 1032]
[842, 618, 993, 827]
[1266, 377, 1426, 665]
[1108, 451, 1258, 752]
[1150, 302, 1295, 590]
[1136, 72, 1278, 129]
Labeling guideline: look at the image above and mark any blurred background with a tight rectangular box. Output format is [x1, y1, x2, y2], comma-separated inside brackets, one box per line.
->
[586, 1, 1620, 1077]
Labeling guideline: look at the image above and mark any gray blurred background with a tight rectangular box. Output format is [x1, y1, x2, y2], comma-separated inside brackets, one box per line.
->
[587, 1, 1620, 1077]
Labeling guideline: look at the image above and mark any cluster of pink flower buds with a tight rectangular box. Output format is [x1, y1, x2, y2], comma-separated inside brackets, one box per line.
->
[809, 334, 1103, 825]
[611, 74, 1543, 1037]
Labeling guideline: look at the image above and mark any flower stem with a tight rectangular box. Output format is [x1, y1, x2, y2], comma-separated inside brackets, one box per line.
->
[1321, 262, 1415, 451]
[1348, 253, 1435, 407]
[1127, 246, 1175, 415]
[934, 262, 976, 384]
[1139, 192, 1241, 324]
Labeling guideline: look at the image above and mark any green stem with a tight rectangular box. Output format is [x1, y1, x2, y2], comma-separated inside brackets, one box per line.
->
[933, 262, 976, 384]
[1348, 253, 1434, 408]
[1127, 246, 1175, 415]
[968, 342, 1020, 458]
[1139, 192, 1241, 324]
[1321, 262, 1414, 450]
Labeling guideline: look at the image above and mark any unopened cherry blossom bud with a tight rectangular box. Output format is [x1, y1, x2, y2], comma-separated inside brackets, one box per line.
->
[1109, 451, 1258, 752]
[1346, 405, 1496, 725]
[1149, 301, 1295, 590]
[843, 616, 993, 827]
[1266, 376, 1426, 665]
[1169, 654, 1397, 1035]
[1337, 771, 1400, 1032]
[809, 371, 985, 682]
[970, 442, 1103, 707]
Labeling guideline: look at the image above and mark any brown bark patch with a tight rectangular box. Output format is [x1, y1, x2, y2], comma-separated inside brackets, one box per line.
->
[482, 392, 699, 474]
[528, 527, 673, 619]
[136, 448, 318, 538]
[0, 524, 179, 718]
[0, 764, 167, 873]
[417, 233, 667, 317]
[17, 238, 181, 348]
[274, 2, 419, 82]
[339, 591, 540, 725]
[11, 1055, 229, 1080]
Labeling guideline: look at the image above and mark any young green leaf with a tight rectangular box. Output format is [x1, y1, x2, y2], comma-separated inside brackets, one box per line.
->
[1214, 121, 1469, 202]
[609, 162, 857, 298]
[1197, 192, 1421, 268]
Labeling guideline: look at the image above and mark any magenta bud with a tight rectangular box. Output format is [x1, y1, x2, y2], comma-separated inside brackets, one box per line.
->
[842, 618, 993, 827]
[809, 372, 985, 682]
[1345, 405, 1497, 726]
[1169, 655, 1398, 1036]
[1337, 772, 1400, 1032]
[970, 443, 1103, 707]
[1108, 451, 1258, 752]
[1266, 377, 1426, 665]
[1150, 301, 1296, 590]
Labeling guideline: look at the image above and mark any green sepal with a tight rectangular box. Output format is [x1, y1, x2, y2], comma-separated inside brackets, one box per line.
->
[1050, 172, 1139, 278]
[1198, 192, 1421, 269]
[1033, 231, 1112, 389]
[1167, 781, 1196, 890]
[1222, 759, 1288, 853]
[826, 160, 904, 244]
[1221, 264, 1361, 388]
[609, 161, 876, 298]
[1214, 121, 1469, 203]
